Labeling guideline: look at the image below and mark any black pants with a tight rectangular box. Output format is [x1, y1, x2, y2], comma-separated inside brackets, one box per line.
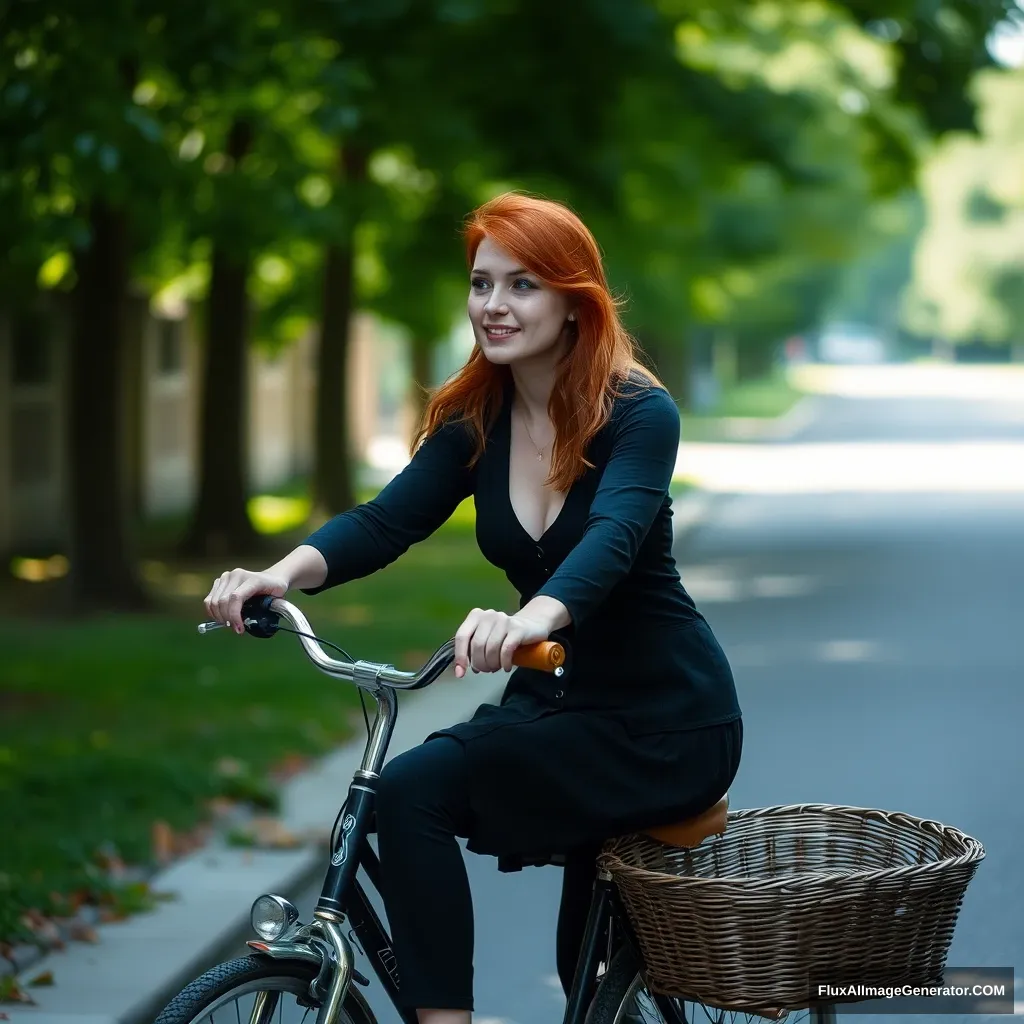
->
[376, 736, 601, 1011]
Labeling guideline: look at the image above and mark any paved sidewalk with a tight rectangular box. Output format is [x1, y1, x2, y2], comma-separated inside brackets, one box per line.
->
[1, 491, 713, 1024]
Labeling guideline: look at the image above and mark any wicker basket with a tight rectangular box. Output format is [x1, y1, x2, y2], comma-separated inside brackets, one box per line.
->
[598, 803, 984, 1014]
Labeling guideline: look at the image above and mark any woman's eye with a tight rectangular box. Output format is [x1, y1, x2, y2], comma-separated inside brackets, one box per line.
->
[471, 278, 490, 290]
[512, 278, 535, 290]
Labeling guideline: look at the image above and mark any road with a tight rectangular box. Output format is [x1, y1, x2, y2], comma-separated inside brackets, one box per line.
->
[296, 365, 1024, 1023]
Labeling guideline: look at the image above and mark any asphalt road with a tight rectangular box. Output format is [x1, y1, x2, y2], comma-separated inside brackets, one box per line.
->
[296, 368, 1024, 1023]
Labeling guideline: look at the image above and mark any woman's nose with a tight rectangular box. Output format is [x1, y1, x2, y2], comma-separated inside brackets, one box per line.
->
[484, 288, 508, 316]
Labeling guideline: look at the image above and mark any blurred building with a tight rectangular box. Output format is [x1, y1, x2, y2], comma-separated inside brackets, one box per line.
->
[0, 297, 417, 557]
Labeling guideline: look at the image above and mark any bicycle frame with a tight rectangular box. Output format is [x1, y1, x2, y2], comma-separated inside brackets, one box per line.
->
[247, 658, 658, 1024]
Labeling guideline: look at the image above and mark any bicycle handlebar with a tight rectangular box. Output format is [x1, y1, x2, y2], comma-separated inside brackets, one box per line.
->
[197, 596, 565, 690]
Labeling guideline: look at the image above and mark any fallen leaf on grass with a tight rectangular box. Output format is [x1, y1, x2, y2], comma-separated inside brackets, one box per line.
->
[229, 816, 303, 850]
[0, 975, 33, 1004]
[93, 842, 127, 877]
[269, 753, 311, 781]
[19, 911, 62, 949]
[152, 820, 175, 864]
[67, 923, 99, 943]
[205, 796, 238, 819]
[29, 971, 54, 987]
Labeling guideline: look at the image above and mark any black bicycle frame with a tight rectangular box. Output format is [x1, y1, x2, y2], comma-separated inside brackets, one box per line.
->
[311, 774, 685, 1024]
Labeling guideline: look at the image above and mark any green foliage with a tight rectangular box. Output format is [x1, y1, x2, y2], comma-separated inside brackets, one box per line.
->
[1, 0, 1016, 358]
[902, 66, 1024, 344]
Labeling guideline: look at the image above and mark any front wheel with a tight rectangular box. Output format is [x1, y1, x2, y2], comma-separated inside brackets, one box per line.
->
[153, 955, 376, 1024]
[585, 946, 835, 1024]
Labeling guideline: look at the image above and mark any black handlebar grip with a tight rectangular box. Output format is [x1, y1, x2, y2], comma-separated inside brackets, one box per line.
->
[241, 595, 281, 639]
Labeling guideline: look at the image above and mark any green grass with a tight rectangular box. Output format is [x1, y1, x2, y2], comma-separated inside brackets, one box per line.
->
[680, 371, 804, 442]
[0, 501, 513, 944]
[700, 371, 803, 419]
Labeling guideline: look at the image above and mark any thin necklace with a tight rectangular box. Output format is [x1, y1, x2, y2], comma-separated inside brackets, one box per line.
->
[518, 409, 547, 462]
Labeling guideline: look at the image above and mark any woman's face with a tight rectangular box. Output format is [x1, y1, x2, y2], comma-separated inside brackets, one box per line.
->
[468, 236, 575, 367]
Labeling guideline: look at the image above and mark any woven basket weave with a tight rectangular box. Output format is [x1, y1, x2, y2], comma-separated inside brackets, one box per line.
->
[598, 803, 984, 1014]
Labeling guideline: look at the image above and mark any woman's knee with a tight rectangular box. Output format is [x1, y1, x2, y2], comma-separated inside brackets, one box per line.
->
[376, 738, 470, 838]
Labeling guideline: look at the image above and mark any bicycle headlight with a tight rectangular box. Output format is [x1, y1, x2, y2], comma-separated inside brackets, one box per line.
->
[250, 894, 299, 941]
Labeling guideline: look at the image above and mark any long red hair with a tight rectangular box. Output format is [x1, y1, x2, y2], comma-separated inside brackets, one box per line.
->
[415, 192, 660, 491]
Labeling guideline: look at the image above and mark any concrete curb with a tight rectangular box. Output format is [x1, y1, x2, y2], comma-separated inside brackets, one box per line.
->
[2, 492, 716, 1024]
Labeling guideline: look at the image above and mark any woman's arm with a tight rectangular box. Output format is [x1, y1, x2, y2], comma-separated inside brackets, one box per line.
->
[265, 544, 329, 592]
[531, 386, 679, 626]
[300, 420, 475, 594]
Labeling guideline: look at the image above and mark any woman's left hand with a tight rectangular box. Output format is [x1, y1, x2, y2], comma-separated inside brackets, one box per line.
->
[453, 607, 551, 678]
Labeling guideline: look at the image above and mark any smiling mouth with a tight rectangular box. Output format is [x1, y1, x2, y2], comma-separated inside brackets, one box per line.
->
[484, 325, 520, 339]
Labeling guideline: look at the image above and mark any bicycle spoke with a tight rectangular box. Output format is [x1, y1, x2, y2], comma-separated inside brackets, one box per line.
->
[236, 1000, 242, 1024]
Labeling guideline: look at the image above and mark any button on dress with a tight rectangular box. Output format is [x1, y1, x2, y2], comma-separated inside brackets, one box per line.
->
[302, 376, 742, 863]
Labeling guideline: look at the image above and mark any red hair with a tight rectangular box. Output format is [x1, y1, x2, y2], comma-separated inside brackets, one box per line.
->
[415, 192, 660, 491]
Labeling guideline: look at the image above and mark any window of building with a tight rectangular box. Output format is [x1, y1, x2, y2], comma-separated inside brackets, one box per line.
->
[156, 318, 184, 375]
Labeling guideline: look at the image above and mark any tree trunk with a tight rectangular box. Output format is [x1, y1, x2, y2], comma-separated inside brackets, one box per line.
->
[410, 339, 433, 425]
[313, 242, 358, 517]
[180, 244, 260, 558]
[736, 341, 776, 381]
[180, 121, 261, 558]
[312, 145, 367, 519]
[67, 202, 149, 609]
[123, 291, 147, 521]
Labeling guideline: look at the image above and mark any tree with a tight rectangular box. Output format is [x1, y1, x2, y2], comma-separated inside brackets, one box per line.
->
[901, 66, 1024, 353]
[0, 4, 176, 607]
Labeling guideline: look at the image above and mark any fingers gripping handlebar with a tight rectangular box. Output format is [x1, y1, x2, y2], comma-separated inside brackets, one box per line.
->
[197, 596, 566, 686]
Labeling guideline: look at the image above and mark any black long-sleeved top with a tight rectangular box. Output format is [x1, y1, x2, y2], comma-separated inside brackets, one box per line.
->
[302, 376, 741, 738]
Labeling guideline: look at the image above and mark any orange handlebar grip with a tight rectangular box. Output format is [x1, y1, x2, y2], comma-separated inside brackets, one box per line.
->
[511, 641, 566, 673]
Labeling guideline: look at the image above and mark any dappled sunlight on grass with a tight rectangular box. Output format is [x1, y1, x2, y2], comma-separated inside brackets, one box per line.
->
[9, 555, 69, 583]
[706, 371, 804, 418]
[248, 493, 312, 534]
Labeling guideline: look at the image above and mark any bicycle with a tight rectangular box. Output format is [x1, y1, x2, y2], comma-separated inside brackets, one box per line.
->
[154, 595, 838, 1024]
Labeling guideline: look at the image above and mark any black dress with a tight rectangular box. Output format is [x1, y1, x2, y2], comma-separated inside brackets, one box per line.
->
[302, 376, 742, 863]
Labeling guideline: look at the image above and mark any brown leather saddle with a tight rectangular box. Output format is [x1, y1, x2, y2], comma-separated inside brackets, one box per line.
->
[640, 794, 729, 848]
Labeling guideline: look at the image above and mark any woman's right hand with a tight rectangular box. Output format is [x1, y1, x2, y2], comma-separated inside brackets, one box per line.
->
[204, 568, 290, 635]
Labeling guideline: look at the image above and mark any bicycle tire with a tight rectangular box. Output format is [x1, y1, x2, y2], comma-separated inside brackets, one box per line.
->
[153, 954, 377, 1024]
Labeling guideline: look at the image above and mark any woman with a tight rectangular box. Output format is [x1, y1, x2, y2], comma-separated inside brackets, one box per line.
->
[204, 193, 742, 1024]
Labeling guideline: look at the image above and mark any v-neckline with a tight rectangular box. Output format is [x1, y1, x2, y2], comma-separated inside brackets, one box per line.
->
[504, 398, 571, 545]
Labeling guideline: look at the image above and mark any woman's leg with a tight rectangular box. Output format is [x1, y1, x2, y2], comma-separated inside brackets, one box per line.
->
[376, 737, 475, 1022]
[556, 842, 603, 999]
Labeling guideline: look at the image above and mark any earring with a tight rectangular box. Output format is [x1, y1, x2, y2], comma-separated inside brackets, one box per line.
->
[568, 313, 576, 322]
